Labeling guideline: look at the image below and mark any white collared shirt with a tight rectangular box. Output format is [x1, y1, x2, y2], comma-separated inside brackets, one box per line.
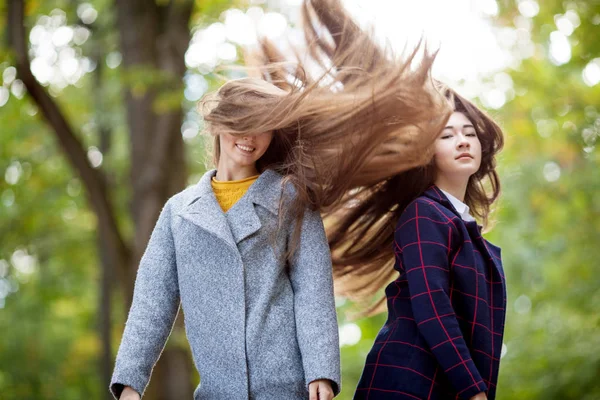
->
[440, 189, 476, 222]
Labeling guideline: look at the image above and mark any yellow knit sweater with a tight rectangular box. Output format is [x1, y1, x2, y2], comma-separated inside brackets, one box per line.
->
[211, 174, 259, 212]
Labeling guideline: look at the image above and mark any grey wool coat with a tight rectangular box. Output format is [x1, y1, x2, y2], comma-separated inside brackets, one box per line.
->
[110, 169, 341, 400]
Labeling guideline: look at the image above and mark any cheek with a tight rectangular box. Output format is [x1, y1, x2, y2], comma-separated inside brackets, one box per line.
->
[474, 140, 483, 160]
[219, 134, 235, 150]
[471, 141, 483, 171]
[434, 143, 453, 164]
[433, 153, 449, 173]
[258, 135, 274, 151]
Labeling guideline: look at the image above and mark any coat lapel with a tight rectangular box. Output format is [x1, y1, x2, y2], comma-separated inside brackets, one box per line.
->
[227, 169, 284, 244]
[226, 198, 262, 244]
[178, 169, 285, 247]
[178, 170, 237, 250]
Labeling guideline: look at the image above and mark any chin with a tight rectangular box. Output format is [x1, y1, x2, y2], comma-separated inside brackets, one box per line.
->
[446, 168, 476, 181]
[238, 158, 260, 167]
[453, 163, 479, 174]
[459, 170, 479, 178]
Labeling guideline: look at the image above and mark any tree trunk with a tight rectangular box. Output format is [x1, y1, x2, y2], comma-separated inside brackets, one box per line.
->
[92, 27, 117, 399]
[114, 1, 194, 399]
[98, 230, 114, 400]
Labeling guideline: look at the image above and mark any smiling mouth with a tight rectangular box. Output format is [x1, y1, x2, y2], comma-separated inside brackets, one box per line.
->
[236, 144, 256, 153]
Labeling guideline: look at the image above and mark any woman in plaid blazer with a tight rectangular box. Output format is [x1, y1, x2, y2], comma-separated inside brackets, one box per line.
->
[327, 87, 506, 400]
[355, 183, 506, 400]
[358, 89, 505, 400]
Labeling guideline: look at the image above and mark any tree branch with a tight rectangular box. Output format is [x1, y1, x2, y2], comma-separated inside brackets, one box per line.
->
[7, 0, 132, 288]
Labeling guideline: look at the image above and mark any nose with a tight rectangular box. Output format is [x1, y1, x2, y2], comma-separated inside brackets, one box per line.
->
[457, 132, 470, 149]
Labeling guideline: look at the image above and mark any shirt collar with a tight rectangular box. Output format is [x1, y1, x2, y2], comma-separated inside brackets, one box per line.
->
[439, 189, 475, 222]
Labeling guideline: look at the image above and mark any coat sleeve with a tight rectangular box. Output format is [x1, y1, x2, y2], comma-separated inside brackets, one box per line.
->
[396, 200, 487, 399]
[287, 207, 341, 395]
[110, 201, 180, 399]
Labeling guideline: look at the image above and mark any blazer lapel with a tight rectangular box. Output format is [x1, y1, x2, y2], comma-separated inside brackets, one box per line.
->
[424, 186, 504, 278]
[480, 238, 504, 277]
[424, 186, 462, 217]
[178, 170, 237, 250]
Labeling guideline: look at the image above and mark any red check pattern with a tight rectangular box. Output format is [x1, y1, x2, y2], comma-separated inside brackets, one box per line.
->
[355, 186, 506, 400]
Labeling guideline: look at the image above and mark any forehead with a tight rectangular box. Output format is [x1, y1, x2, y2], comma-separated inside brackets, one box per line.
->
[446, 112, 472, 127]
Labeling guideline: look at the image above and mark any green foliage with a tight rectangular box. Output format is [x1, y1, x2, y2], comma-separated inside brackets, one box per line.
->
[0, 89, 100, 399]
[489, 1, 600, 398]
[192, 0, 246, 23]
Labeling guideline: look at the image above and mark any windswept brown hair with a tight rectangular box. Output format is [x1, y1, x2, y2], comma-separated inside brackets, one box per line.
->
[199, 1, 506, 314]
[200, 0, 451, 221]
[325, 85, 505, 315]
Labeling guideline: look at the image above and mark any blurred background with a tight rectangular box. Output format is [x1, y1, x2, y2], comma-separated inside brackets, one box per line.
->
[0, 0, 599, 399]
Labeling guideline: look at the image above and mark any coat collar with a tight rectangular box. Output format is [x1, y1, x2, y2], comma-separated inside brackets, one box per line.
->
[423, 186, 475, 222]
[439, 189, 475, 222]
[177, 169, 285, 248]
[422, 185, 464, 220]
[422, 185, 485, 232]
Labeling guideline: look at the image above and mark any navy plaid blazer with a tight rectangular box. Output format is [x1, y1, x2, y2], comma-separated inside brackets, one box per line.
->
[355, 186, 506, 400]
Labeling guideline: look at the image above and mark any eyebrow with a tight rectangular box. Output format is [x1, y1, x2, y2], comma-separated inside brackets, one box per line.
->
[444, 124, 475, 130]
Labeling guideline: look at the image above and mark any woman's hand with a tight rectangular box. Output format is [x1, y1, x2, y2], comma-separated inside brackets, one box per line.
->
[469, 392, 488, 400]
[309, 379, 334, 400]
[119, 386, 140, 400]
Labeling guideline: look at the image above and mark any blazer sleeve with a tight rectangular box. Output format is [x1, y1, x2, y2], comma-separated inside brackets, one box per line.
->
[287, 207, 341, 395]
[110, 200, 180, 399]
[396, 200, 487, 399]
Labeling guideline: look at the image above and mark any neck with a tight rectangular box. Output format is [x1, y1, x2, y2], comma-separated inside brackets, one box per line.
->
[215, 159, 259, 181]
[434, 175, 469, 202]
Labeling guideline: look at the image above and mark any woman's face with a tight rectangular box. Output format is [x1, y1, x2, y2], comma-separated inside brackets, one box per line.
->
[434, 112, 482, 181]
[218, 131, 274, 169]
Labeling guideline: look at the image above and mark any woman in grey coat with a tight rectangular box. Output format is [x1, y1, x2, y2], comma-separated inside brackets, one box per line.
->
[111, 79, 341, 400]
